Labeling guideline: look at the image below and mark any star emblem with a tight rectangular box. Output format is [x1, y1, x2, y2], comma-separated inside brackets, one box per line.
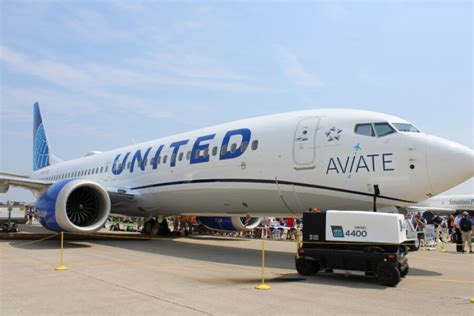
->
[326, 126, 342, 142]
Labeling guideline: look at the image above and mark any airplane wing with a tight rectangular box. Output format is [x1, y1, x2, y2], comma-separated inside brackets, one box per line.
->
[0, 173, 52, 191]
[409, 206, 455, 212]
[1, 173, 140, 214]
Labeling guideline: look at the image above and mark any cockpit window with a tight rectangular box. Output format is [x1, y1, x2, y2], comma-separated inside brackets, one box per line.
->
[373, 123, 395, 137]
[392, 123, 420, 133]
[355, 124, 375, 137]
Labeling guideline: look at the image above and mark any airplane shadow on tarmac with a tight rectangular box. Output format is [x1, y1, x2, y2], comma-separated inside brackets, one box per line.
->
[87, 238, 442, 289]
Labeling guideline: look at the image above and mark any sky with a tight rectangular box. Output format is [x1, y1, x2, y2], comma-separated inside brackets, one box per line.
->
[0, 0, 472, 202]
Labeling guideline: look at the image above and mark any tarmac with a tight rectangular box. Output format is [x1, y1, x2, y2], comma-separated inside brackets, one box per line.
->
[0, 224, 473, 315]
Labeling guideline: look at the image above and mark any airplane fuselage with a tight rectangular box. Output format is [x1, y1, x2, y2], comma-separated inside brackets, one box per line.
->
[30, 108, 474, 218]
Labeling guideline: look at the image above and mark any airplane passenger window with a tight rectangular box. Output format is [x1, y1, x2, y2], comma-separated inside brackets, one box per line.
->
[171, 153, 177, 163]
[157, 157, 161, 164]
[179, 152, 183, 161]
[374, 123, 395, 137]
[95, 167, 99, 174]
[100, 167, 104, 173]
[163, 155, 168, 164]
[392, 123, 420, 133]
[251, 140, 259, 150]
[355, 124, 375, 137]
[204, 148, 209, 157]
[127, 162, 131, 169]
[230, 143, 237, 153]
[186, 151, 191, 160]
[221, 145, 228, 155]
[212, 146, 218, 156]
[241, 141, 249, 152]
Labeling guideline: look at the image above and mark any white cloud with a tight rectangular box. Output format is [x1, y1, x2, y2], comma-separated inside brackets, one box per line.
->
[0, 45, 264, 130]
[0, 46, 92, 88]
[276, 47, 324, 88]
[0, 45, 258, 93]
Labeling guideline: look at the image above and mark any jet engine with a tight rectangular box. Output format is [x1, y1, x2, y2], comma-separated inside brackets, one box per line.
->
[35, 179, 111, 233]
[198, 216, 262, 231]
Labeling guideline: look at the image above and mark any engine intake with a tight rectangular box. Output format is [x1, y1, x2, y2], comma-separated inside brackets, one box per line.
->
[35, 179, 111, 233]
[198, 216, 262, 231]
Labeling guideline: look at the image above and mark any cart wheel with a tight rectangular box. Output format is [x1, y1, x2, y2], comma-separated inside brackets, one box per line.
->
[400, 265, 409, 278]
[409, 239, 420, 251]
[296, 257, 318, 276]
[377, 263, 401, 286]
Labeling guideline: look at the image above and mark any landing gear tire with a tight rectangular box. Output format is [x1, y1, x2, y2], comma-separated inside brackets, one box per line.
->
[296, 257, 319, 276]
[377, 263, 401, 286]
[143, 219, 155, 235]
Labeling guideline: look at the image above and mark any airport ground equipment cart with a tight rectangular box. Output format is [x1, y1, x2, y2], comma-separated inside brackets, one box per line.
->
[296, 211, 409, 286]
[404, 219, 422, 251]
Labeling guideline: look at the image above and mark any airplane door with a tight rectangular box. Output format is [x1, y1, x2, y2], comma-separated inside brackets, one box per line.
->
[293, 117, 320, 169]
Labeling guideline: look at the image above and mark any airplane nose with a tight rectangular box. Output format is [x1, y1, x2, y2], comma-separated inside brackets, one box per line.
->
[426, 136, 474, 195]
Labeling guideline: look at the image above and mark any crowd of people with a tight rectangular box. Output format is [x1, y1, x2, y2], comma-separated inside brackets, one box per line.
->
[24, 206, 473, 251]
[410, 211, 473, 253]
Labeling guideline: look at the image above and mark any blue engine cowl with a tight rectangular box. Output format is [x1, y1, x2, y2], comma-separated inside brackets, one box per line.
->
[35, 179, 111, 232]
[198, 216, 262, 231]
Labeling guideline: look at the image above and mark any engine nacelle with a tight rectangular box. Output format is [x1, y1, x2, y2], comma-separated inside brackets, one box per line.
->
[198, 216, 262, 231]
[35, 179, 111, 233]
[0, 184, 9, 193]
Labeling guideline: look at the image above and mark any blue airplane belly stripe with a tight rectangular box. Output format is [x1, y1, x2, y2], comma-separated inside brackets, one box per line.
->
[130, 178, 416, 204]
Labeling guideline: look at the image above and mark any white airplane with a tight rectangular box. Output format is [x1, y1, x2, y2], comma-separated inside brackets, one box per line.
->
[0, 103, 472, 233]
[410, 194, 473, 214]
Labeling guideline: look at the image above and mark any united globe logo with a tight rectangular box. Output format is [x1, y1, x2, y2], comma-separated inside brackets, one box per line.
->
[33, 124, 49, 170]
